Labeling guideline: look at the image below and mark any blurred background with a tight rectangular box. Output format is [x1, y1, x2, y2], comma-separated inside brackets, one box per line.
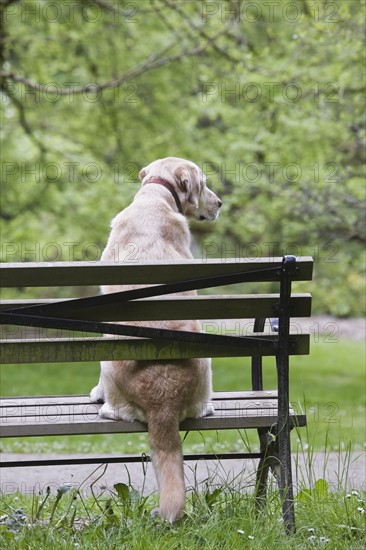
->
[1, 0, 365, 316]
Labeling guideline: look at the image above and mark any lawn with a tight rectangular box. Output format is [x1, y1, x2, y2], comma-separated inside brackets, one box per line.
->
[0, 480, 365, 549]
[0, 340, 364, 455]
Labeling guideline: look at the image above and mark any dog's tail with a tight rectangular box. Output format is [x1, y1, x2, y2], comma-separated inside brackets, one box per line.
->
[147, 409, 185, 523]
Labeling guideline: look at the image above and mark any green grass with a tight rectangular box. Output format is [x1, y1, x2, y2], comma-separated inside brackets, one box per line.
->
[0, 478, 365, 549]
[0, 340, 364, 454]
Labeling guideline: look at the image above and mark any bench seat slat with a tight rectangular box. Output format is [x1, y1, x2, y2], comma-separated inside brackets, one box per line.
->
[0, 391, 278, 407]
[0, 294, 312, 320]
[1, 400, 282, 419]
[0, 334, 310, 363]
[0, 417, 306, 437]
[0, 413, 306, 437]
[0, 393, 305, 437]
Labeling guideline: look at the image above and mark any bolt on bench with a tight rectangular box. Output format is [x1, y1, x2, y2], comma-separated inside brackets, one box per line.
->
[0, 255, 313, 533]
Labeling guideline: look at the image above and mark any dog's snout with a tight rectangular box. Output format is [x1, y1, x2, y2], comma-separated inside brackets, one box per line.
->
[218, 199, 223, 208]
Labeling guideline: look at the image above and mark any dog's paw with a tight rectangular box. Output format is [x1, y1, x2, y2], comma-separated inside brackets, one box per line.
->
[197, 402, 215, 418]
[99, 402, 135, 422]
[99, 403, 118, 420]
[90, 385, 104, 403]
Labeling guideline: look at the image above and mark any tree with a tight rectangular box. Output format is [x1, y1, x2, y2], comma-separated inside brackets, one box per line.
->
[1, 0, 365, 315]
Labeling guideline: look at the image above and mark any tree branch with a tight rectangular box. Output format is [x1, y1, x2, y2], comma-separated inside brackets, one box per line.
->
[86, 0, 157, 16]
[3, 83, 48, 157]
[0, 15, 237, 95]
[161, 0, 243, 65]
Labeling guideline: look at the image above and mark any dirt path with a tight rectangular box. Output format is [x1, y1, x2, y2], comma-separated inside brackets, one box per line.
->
[1, 452, 364, 497]
[215, 316, 366, 341]
[292, 316, 365, 341]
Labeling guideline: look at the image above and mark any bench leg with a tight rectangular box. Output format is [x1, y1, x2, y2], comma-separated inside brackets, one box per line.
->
[255, 425, 295, 534]
[276, 416, 295, 534]
[255, 428, 276, 505]
[275, 255, 297, 535]
[276, 354, 296, 535]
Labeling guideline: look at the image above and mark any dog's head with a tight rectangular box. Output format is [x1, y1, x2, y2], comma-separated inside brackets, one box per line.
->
[139, 157, 222, 221]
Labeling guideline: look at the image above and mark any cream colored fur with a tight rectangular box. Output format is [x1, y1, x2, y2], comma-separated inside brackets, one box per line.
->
[90, 157, 222, 522]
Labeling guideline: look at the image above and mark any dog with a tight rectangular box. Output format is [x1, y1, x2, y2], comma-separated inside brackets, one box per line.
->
[90, 157, 222, 522]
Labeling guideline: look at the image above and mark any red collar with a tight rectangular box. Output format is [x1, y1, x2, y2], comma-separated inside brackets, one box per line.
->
[143, 177, 183, 214]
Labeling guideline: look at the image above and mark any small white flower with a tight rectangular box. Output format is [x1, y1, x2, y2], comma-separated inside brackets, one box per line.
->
[58, 483, 73, 494]
[308, 535, 316, 543]
[351, 490, 360, 496]
[237, 529, 244, 534]
[292, 34, 299, 39]
[357, 507, 365, 514]
[320, 537, 330, 543]
[346, 493, 352, 499]
[248, 535, 254, 540]
[308, 527, 315, 533]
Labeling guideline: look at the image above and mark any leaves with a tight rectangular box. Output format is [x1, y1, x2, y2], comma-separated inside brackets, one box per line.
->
[298, 479, 329, 502]
[114, 483, 130, 502]
[1, 0, 365, 314]
[205, 488, 222, 509]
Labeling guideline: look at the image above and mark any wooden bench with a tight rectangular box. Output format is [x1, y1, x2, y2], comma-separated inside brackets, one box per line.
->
[0, 256, 313, 533]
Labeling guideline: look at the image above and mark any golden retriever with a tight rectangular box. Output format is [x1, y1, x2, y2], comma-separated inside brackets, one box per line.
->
[90, 157, 222, 522]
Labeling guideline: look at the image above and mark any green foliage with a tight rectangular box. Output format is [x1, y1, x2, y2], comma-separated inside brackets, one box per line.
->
[298, 478, 329, 502]
[1, 0, 365, 315]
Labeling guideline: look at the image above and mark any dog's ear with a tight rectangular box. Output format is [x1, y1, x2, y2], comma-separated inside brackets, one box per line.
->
[175, 166, 199, 209]
[139, 167, 147, 182]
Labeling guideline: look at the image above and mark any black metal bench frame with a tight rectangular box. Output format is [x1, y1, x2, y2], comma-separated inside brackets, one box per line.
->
[0, 255, 313, 534]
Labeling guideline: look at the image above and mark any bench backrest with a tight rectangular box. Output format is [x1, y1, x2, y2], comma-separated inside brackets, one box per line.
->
[0, 257, 313, 365]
